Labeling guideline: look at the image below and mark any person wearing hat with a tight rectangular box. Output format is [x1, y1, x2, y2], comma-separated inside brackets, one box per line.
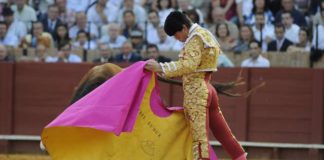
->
[130, 30, 145, 54]
[145, 11, 247, 160]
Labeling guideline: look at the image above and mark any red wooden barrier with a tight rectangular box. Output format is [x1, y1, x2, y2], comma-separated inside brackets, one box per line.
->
[0, 63, 14, 153]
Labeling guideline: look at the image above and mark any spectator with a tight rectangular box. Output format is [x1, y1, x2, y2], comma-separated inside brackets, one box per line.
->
[156, 26, 178, 51]
[215, 22, 237, 52]
[245, 0, 274, 25]
[67, 0, 95, 13]
[130, 30, 145, 54]
[0, 44, 14, 62]
[93, 43, 115, 63]
[208, 7, 239, 40]
[53, 23, 71, 48]
[210, 0, 236, 21]
[34, 43, 54, 62]
[233, 25, 255, 54]
[310, 0, 322, 16]
[281, 11, 300, 44]
[40, 4, 63, 37]
[185, 9, 206, 27]
[0, 21, 19, 47]
[312, 1, 324, 25]
[267, 23, 293, 52]
[241, 40, 270, 67]
[288, 27, 311, 52]
[72, 30, 97, 50]
[266, 0, 281, 16]
[100, 23, 127, 50]
[29, 0, 54, 14]
[235, 0, 253, 26]
[20, 21, 54, 48]
[252, 12, 275, 51]
[47, 42, 82, 63]
[115, 41, 142, 62]
[218, 52, 234, 67]
[55, 0, 75, 27]
[121, 10, 143, 38]
[145, 43, 171, 62]
[156, 0, 174, 24]
[69, 12, 98, 40]
[147, 9, 161, 45]
[275, 0, 307, 27]
[312, 23, 324, 50]
[178, 0, 204, 24]
[11, 0, 37, 29]
[87, 0, 119, 25]
[117, 0, 147, 26]
[2, 7, 27, 41]
[294, 0, 310, 18]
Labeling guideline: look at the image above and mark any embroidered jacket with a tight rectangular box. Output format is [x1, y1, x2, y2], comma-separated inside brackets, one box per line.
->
[160, 23, 221, 78]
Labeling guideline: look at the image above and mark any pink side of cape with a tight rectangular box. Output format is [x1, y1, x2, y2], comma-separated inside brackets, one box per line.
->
[46, 62, 150, 135]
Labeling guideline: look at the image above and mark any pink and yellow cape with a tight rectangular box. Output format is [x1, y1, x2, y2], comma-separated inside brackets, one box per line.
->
[41, 62, 217, 160]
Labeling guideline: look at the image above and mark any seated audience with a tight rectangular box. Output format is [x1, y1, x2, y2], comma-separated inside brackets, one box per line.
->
[130, 30, 146, 54]
[72, 30, 97, 50]
[33, 43, 54, 62]
[281, 11, 300, 44]
[233, 25, 255, 54]
[47, 42, 82, 63]
[241, 40, 270, 67]
[100, 23, 127, 50]
[20, 21, 53, 48]
[215, 22, 236, 52]
[144, 43, 171, 63]
[0, 21, 19, 48]
[0, 44, 14, 62]
[121, 10, 143, 38]
[288, 27, 311, 52]
[115, 41, 142, 62]
[2, 7, 27, 41]
[53, 23, 71, 48]
[267, 23, 293, 52]
[93, 43, 115, 63]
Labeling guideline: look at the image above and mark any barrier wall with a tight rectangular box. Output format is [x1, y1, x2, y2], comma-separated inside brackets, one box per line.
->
[0, 63, 323, 159]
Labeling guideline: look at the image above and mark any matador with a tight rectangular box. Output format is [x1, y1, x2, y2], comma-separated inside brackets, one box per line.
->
[145, 11, 247, 160]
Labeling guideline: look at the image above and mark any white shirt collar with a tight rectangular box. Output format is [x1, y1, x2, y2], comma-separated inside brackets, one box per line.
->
[189, 23, 199, 35]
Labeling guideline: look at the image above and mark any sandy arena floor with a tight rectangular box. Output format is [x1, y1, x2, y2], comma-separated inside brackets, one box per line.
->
[0, 154, 51, 160]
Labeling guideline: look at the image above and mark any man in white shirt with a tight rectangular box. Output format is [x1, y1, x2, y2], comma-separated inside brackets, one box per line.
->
[312, 23, 324, 50]
[0, 22, 19, 47]
[235, 0, 253, 25]
[69, 12, 98, 40]
[11, 0, 37, 30]
[252, 12, 275, 51]
[87, 0, 119, 25]
[117, 0, 147, 26]
[2, 7, 27, 40]
[100, 23, 127, 49]
[282, 11, 300, 44]
[67, 0, 95, 13]
[241, 40, 270, 67]
[147, 10, 161, 45]
[47, 42, 82, 63]
[156, 26, 176, 52]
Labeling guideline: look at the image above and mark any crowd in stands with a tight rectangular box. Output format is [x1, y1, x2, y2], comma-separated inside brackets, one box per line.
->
[0, 0, 323, 68]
